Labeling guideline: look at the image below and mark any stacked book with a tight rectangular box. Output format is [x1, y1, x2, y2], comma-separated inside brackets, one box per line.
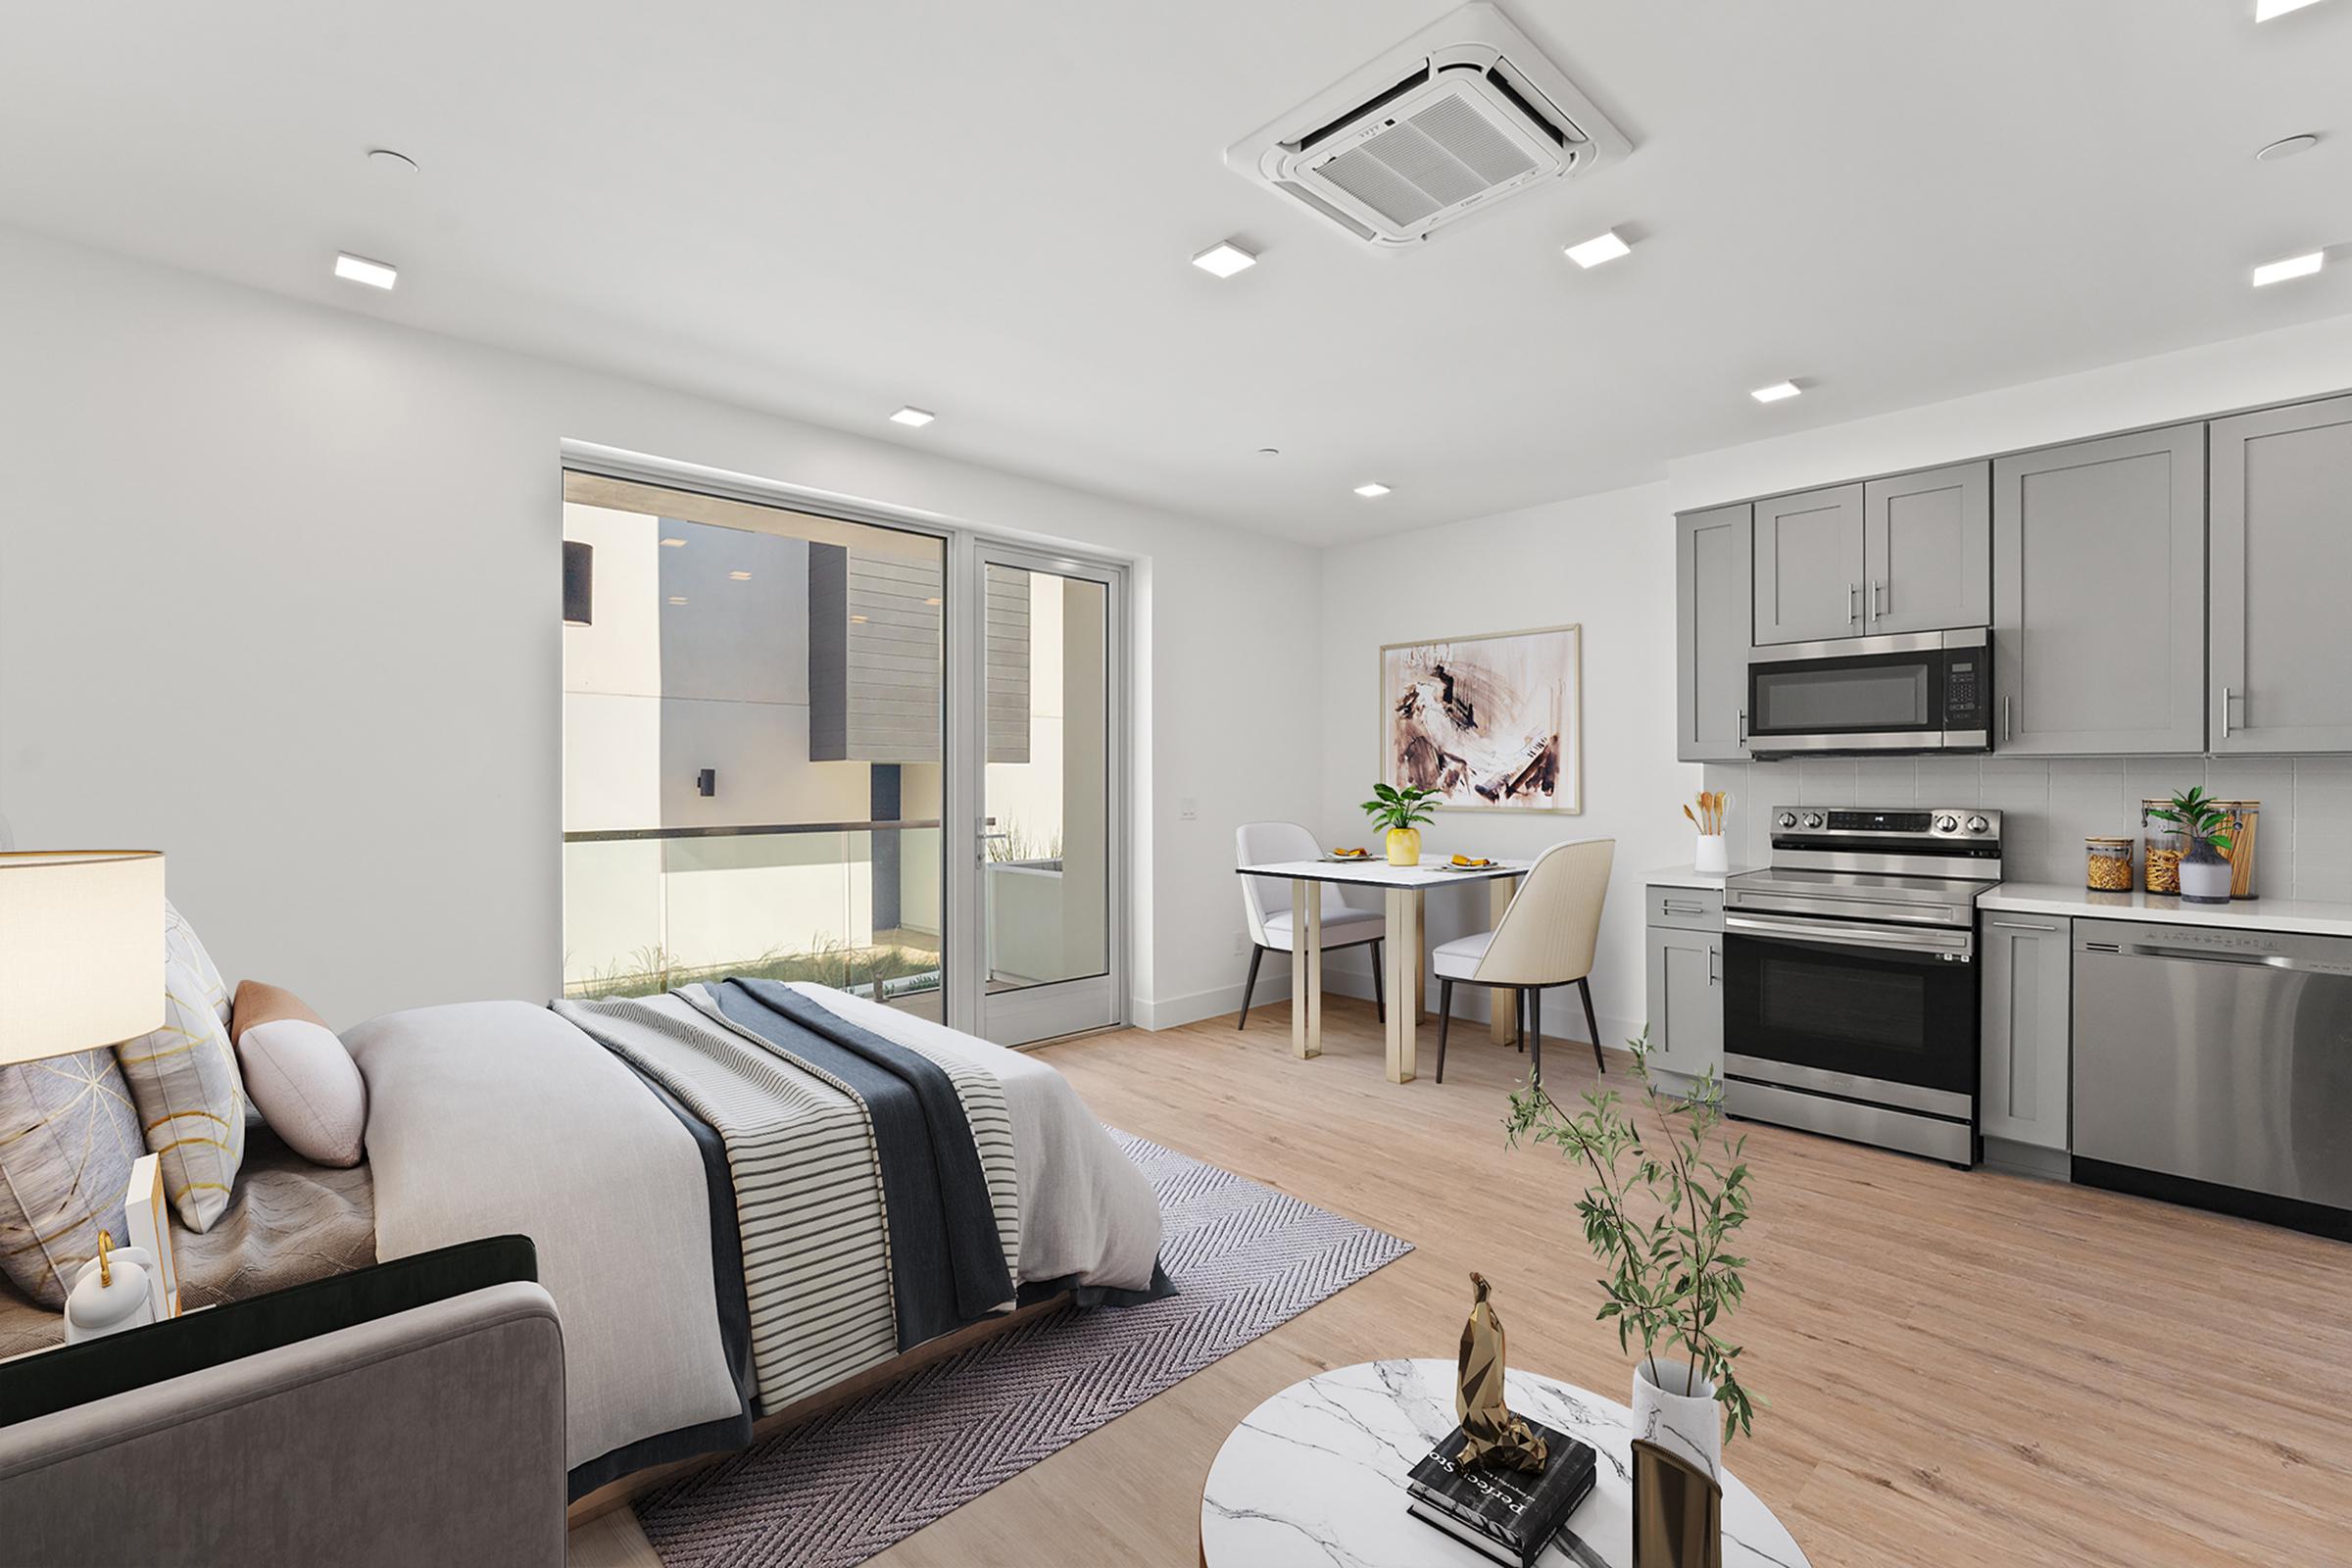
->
[1405, 1418, 1596, 1568]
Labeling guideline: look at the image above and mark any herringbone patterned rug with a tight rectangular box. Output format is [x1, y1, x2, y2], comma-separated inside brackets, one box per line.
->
[635, 1131, 1412, 1567]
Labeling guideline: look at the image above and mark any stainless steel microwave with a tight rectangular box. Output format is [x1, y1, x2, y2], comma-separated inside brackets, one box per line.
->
[1744, 628, 1992, 757]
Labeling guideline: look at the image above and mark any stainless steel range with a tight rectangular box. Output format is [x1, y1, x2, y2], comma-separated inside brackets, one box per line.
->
[1721, 807, 2003, 1165]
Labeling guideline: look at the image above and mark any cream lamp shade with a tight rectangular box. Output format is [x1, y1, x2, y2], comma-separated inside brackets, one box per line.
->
[0, 851, 166, 1066]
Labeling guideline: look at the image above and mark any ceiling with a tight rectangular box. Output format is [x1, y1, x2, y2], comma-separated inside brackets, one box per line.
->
[2, 1, 2347, 544]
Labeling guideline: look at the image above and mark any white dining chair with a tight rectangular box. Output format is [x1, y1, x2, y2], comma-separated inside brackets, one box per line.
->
[1428, 838, 1615, 1084]
[1235, 821, 1386, 1029]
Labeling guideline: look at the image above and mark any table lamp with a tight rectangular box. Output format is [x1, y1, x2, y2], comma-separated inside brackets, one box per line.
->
[0, 851, 167, 1066]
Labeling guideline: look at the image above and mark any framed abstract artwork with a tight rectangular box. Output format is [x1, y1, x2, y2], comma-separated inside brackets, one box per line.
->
[1379, 623, 1582, 814]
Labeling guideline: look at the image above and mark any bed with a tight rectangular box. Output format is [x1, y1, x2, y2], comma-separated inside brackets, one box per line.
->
[2, 979, 1167, 1503]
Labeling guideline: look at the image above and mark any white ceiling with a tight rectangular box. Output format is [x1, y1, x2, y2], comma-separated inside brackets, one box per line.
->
[2, 1, 2347, 544]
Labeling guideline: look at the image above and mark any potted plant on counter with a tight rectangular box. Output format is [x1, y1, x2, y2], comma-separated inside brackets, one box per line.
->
[1361, 782, 1439, 866]
[1506, 1033, 1759, 1554]
[2147, 786, 2235, 906]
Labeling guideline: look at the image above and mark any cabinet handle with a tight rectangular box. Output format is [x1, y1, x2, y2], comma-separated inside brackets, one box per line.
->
[1708, 946, 1720, 984]
[1875, 579, 1887, 618]
[1737, 707, 1746, 744]
[2003, 696, 2014, 741]
[1847, 582, 1859, 626]
[2221, 685, 2234, 741]
[1990, 919, 2058, 932]
[1662, 901, 1704, 914]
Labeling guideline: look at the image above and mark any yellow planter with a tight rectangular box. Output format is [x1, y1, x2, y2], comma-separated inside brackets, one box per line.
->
[1385, 827, 1422, 866]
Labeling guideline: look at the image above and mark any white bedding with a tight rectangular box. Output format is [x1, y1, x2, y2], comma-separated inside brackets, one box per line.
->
[346, 984, 1160, 1478]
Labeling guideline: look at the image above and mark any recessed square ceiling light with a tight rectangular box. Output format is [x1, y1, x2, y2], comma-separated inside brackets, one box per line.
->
[1353, 482, 1392, 498]
[666, 596, 688, 606]
[660, 536, 687, 547]
[1750, 381, 1802, 404]
[1191, 240, 1258, 278]
[889, 406, 936, 427]
[332, 252, 398, 289]
[729, 570, 752, 580]
[2256, 0, 2327, 21]
[2251, 250, 2325, 286]
[1564, 229, 1632, 269]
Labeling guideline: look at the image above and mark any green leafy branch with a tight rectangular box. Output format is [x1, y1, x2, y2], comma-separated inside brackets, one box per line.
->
[1504, 1032, 1762, 1444]
[2146, 785, 2234, 854]
[1360, 782, 1439, 831]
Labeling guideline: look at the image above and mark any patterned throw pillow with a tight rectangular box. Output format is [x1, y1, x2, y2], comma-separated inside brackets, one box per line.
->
[0, 1048, 146, 1308]
[113, 901, 247, 1231]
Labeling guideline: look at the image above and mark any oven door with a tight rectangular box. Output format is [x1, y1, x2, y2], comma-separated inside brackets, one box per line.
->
[1722, 911, 1978, 1118]
[1746, 633, 1958, 754]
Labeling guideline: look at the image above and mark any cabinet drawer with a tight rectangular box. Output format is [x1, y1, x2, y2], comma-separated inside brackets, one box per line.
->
[1647, 885, 1724, 931]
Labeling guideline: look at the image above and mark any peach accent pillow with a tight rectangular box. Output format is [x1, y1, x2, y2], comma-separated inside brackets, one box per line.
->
[229, 982, 367, 1168]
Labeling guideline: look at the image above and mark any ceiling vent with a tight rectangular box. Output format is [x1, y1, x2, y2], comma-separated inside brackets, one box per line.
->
[1225, 2, 1629, 250]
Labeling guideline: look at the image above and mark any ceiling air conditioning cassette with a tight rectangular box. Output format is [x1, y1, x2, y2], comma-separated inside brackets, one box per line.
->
[1226, 2, 1629, 250]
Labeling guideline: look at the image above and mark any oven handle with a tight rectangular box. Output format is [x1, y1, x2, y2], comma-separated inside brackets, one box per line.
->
[1726, 911, 1975, 960]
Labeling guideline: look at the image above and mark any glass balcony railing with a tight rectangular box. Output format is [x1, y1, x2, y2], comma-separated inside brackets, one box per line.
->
[561, 821, 944, 1017]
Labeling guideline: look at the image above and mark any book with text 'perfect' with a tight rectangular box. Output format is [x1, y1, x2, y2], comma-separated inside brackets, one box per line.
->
[1404, 1418, 1596, 1566]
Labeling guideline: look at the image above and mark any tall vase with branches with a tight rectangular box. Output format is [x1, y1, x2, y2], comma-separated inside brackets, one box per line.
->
[1505, 1033, 1759, 1481]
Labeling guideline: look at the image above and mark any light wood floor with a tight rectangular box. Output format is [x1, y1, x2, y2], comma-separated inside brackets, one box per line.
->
[571, 998, 2352, 1567]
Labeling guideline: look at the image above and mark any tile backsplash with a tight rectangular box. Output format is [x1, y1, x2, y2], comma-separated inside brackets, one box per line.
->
[1702, 755, 2352, 904]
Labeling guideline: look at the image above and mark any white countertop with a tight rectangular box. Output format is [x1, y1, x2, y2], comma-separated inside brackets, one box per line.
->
[1643, 863, 1746, 891]
[1980, 881, 2352, 939]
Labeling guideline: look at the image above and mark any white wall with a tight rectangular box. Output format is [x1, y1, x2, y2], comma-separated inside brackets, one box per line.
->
[0, 223, 1322, 1029]
[1310, 483, 1695, 1050]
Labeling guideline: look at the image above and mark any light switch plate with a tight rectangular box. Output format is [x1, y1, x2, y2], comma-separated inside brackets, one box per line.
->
[1179, 796, 1199, 821]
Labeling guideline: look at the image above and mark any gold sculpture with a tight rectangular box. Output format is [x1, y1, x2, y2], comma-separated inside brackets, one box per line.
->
[1455, 1272, 1548, 1472]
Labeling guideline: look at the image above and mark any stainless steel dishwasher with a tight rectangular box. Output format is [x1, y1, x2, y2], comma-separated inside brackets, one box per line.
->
[2072, 918, 2352, 1239]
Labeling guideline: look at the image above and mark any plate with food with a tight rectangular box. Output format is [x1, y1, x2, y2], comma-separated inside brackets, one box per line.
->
[1438, 855, 1501, 872]
[1321, 847, 1375, 862]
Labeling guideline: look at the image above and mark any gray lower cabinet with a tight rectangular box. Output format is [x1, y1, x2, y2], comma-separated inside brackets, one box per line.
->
[1979, 913, 2071, 1151]
[1991, 422, 2206, 755]
[1863, 461, 1989, 635]
[1675, 504, 1752, 761]
[2210, 393, 2352, 753]
[1751, 483, 1863, 645]
[1644, 919, 1724, 1081]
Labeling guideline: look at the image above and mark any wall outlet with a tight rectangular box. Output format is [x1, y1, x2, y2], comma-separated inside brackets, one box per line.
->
[1179, 796, 1199, 821]
[1233, 930, 1249, 956]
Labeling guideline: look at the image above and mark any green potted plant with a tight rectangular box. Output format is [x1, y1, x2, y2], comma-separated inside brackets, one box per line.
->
[1360, 782, 1439, 866]
[2147, 786, 2234, 905]
[1505, 1033, 1759, 1500]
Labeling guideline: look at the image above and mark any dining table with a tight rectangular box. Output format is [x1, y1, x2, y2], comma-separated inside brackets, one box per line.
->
[1235, 855, 1530, 1083]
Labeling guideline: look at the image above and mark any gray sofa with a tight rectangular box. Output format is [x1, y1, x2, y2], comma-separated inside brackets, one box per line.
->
[0, 1243, 566, 1568]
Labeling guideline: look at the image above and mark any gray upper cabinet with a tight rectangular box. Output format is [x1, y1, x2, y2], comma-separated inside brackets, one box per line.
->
[1981, 912, 2071, 1151]
[1863, 461, 1990, 634]
[1751, 484, 1864, 645]
[2210, 394, 2352, 754]
[1991, 423, 2206, 755]
[1676, 504, 1753, 761]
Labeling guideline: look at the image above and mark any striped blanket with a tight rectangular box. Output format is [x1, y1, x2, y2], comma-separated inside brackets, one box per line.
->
[554, 982, 1025, 1416]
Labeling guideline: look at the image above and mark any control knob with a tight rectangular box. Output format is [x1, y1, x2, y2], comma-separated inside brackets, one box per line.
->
[1800, 811, 1824, 830]
[1966, 814, 1989, 834]
[1935, 814, 1959, 833]
[1776, 811, 1797, 830]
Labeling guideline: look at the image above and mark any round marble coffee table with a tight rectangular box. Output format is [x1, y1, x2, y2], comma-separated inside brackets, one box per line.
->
[1200, 1359, 1808, 1568]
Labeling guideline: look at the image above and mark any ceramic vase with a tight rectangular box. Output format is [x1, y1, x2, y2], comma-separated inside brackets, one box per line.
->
[1384, 826, 1421, 866]
[1632, 1358, 1722, 1484]
[1692, 835, 1728, 876]
[2179, 839, 2232, 906]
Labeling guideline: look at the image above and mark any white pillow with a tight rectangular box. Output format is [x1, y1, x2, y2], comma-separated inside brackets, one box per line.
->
[235, 1018, 367, 1168]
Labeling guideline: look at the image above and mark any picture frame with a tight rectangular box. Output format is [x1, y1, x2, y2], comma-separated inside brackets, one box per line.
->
[1378, 623, 1583, 814]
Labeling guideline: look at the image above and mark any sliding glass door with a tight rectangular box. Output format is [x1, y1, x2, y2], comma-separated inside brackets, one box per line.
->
[561, 466, 1127, 1045]
[960, 545, 1124, 1046]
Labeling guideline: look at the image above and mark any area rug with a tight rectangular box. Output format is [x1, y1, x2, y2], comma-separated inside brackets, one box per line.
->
[635, 1131, 1412, 1568]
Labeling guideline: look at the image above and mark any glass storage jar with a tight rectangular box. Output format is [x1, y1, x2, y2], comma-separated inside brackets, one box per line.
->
[2141, 798, 2182, 895]
[2085, 837, 2133, 892]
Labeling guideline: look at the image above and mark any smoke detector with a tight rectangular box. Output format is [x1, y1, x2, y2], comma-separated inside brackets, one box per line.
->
[1226, 3, 1629, 250]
